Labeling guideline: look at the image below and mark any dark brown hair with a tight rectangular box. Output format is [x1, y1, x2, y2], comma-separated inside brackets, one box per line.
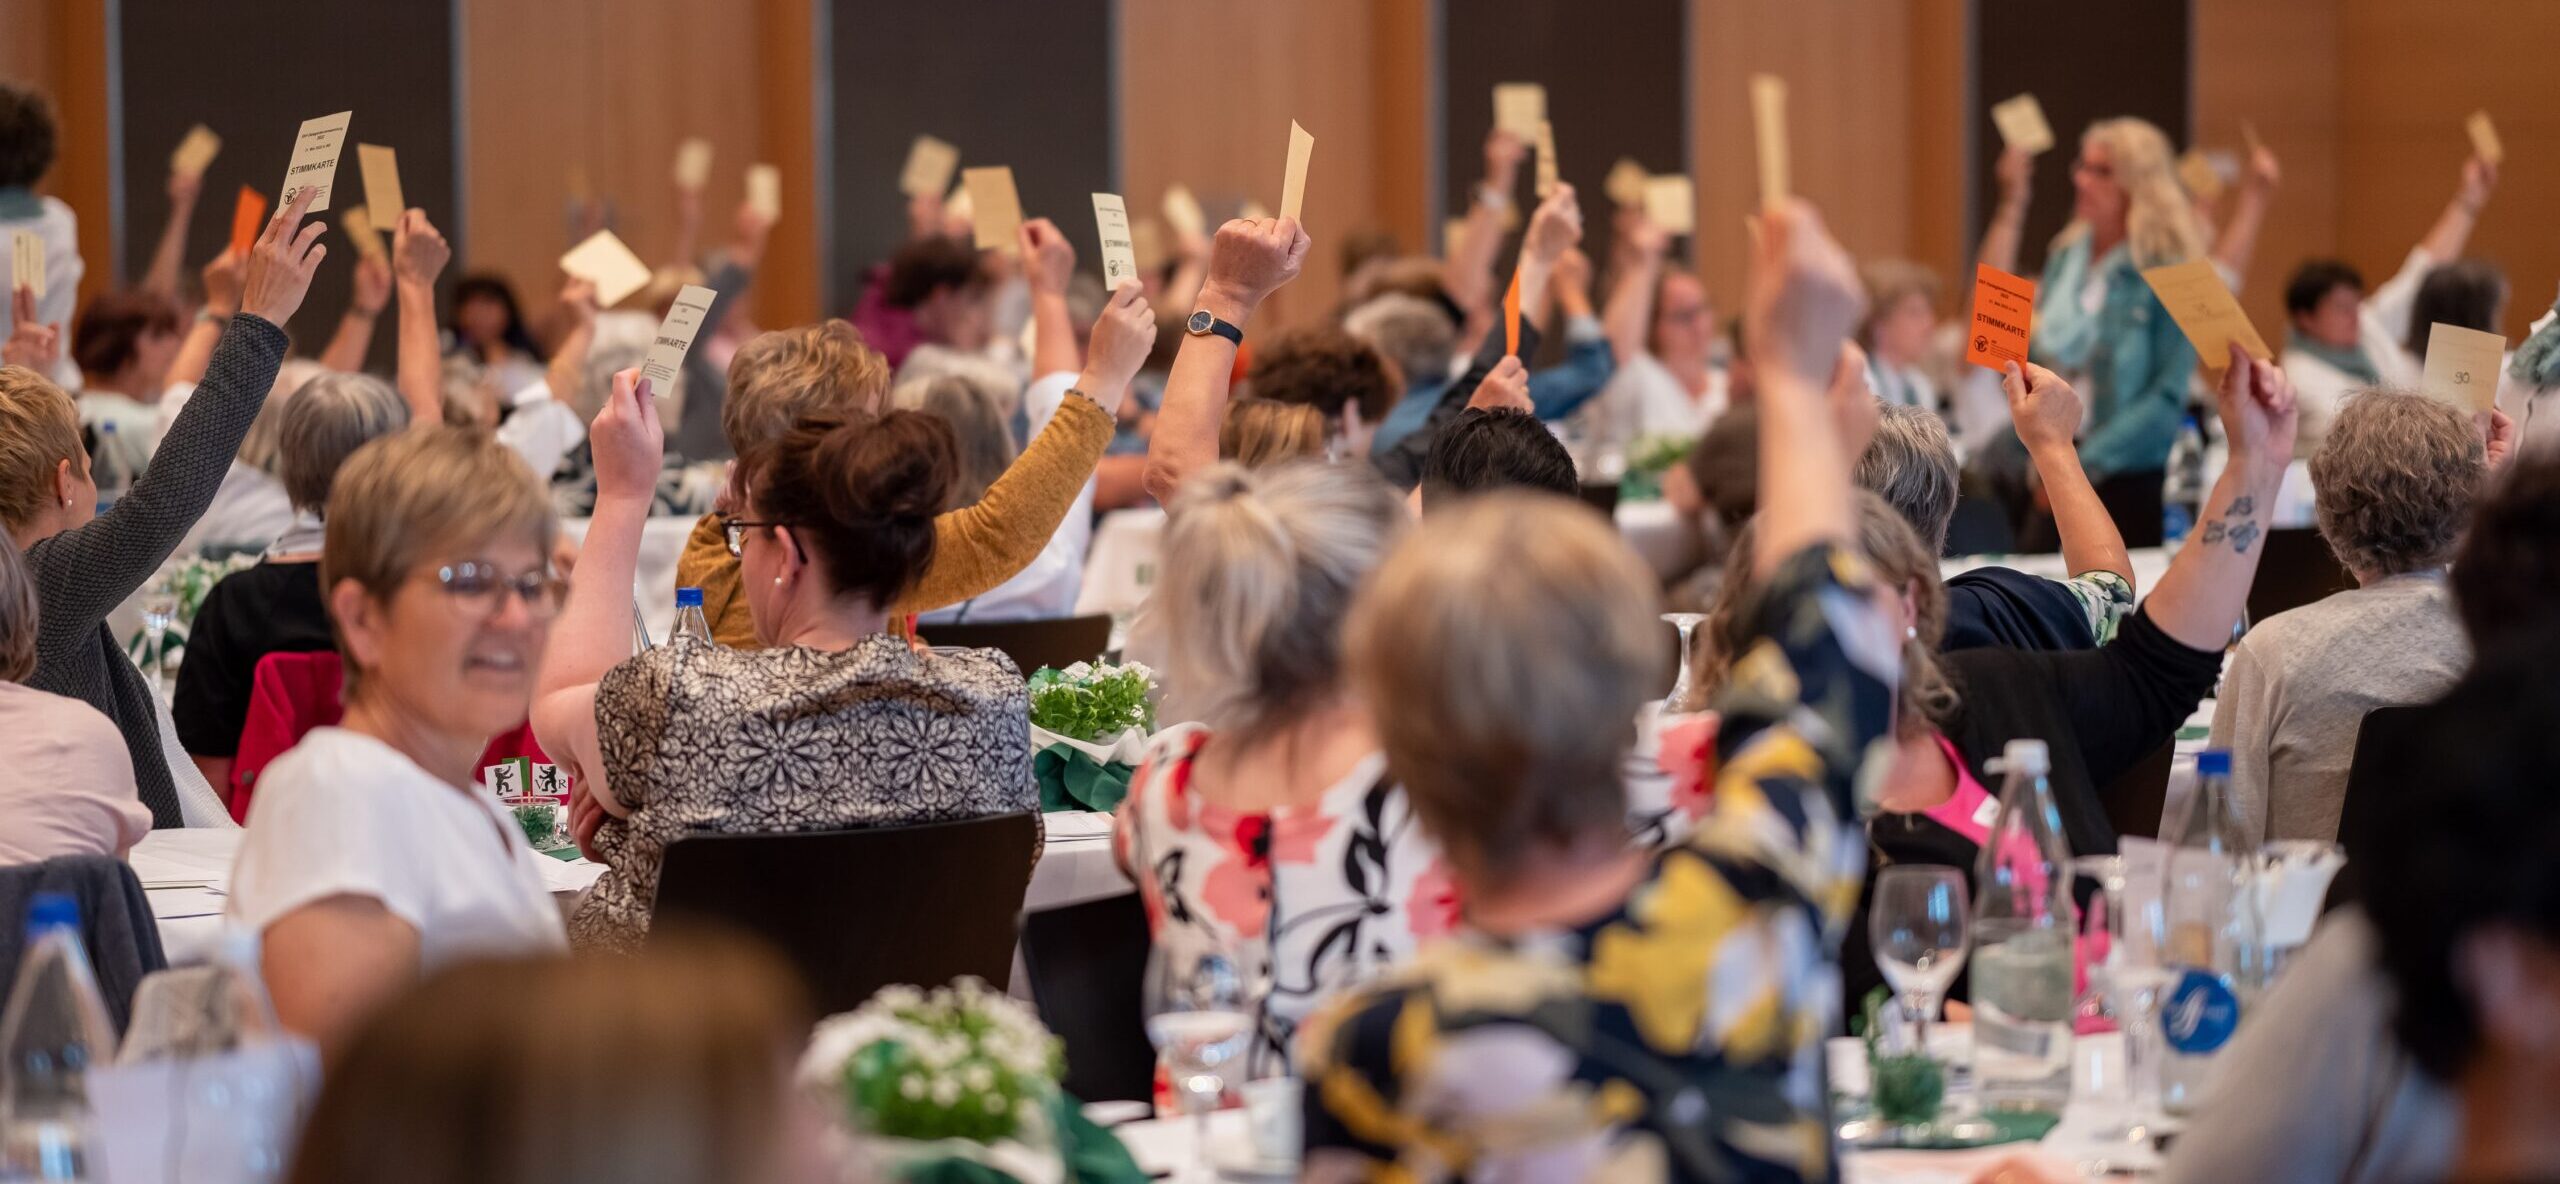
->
[748, 410, 955, 610]
[2451, 448, 2560, 652]
[284, 931, 808, 1184]
[71, 289, 182, 379]
[882, 235, 987, 310]
[0, 85, 55, 189]
[1245, 326, 1398, 425]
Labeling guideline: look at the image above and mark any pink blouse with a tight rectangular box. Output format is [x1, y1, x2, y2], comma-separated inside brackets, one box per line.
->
[0, 682, 151, 863]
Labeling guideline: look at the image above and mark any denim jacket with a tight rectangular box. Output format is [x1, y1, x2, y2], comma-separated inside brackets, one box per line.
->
[2036, 236, 2199, 479]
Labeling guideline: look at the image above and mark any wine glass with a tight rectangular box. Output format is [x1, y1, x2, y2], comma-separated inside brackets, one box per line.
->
[1144, 938, 1256, 1181]
[141, 589, 179, 696]
[1661, 613, 1710, 715]
[2075, 854, 2174, 1146]
[1870, 866, 1970, 1055]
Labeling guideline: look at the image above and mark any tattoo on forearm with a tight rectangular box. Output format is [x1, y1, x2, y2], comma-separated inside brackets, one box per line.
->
[2198, 496, 2261, 554]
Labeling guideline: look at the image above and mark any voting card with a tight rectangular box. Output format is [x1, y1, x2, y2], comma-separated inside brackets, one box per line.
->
[1748, 75, 1789, 210]
[2421, 322, 2506, 413]
[1605, 157, 1647, 208]
[229, 187, 268, 256]
[1963, 264, 2037, 372]
[1642, 174, 1694, 235]
[170, 124, 221, 177]
[673, 138, 714, 190]
[1493, 83, 1546, 140]
[10, 231, 40, 299]
[2141, 258, 2271, 378]
[747, 163, 782, 221]
[1280, 121, 1314, 223]
[1534, 119, 1559, 200]
[2467, 110, 2504, 166]
[559, 229, 653, 308]
[1092, 193, 1138, 288]
[341, 207, 388, 263]
[357, 143, 404, 228]
[963, 166, 1024, 254]
[1991, 93, 2054, 155]
[640, 284, 718, 390]
[902, 135, 960, 198]
[279, 111, 353, 213]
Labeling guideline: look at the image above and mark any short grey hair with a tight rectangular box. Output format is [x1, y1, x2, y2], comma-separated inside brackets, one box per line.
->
[1342, 293, 1458, 392]
[890, 373, 1013, 509]
[237, 358, 331, 479]
[2310, 389, 2484, 578]
[278, 372, 409, 513]
[1856, 402, 1960, 555]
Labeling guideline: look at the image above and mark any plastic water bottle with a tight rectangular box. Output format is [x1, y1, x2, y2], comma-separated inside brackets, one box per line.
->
[671, 587, 713, 646]
[0, 894, 117, 1181]
[2160, 414, 2206, 545]
[1971, 739, 2078, 1116]
[2160, 750, 2264, 1114]
[89, 423, 128, 515]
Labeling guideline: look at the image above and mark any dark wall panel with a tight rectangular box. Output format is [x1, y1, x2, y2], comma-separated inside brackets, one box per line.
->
[117, 1, 457, 367]
[825, 0, 1114, 313]
[1438, 0, 1687, 234]
[1972, 0, 2190, 275]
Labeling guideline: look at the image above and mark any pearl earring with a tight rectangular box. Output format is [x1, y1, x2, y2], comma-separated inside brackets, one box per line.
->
[774, 576, 785, 587]
[1906, 625, 1918, 640]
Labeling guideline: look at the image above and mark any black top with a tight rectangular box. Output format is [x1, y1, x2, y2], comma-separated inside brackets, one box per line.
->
[171, 559, 335, 761]
[1943, 565, 2097, 652]
[24, 317, 288, 826]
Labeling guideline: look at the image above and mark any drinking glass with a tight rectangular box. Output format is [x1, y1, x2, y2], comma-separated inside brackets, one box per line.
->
[2075, 854, 2174, 1144]
[1144, 938, 1256, 1181]
[1870, 866, 1969, 1054]
[141, 590, 179, 696]
[1661, 613, 1710, 715]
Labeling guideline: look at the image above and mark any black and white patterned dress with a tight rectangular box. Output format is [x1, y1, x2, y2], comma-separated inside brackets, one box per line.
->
[568, 634, 1038, 950]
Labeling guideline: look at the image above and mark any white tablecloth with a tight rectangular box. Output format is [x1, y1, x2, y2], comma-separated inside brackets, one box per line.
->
[561, 515, 700, 644]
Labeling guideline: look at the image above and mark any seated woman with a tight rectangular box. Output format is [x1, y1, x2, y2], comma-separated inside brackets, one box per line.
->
[1215, 396, 1326, 468]
[0, 533, 145, 861]
[1, 191, 320, 828]
[1112, 458, 1442, 1077]
[534, 368, 1053, 952]
[1300, 200, 1892, 1183]
[174, 373, 410, 794]
[227, 427, 570, 1054]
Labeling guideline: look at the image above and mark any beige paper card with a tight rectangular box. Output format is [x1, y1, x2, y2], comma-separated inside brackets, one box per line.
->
[746, 164, 782, 221]
[1534, 120, 1559, 199]
[2467, 110, 2504, 166]
[170, 124, 222, 177]
[11, 230, 42, 299]
[1493, 83, 1546, 139]
[357, 143, 404, 228]
[1162, 184, 1206, 240]
[1748, 75, 1789, 210]
[2421, 323, 2507, 412]
[279, 110, 353, 213]
[1129, 218, 1168, 274]
[1240, 200, 1272, 222]
[963, 166, 1024, 254]
[673, 138, 714, 190]
[2177, 149, 2225, 201]
[341, 207, 388, 263]
[2141, 258, 2272, 378]
[1642, 175, 1694, 235]
[901, 136, 960, 198]
[1280, 121, 1314, 223]
[559, 229, 654, 308]
[640, 284, 718, 390]
[1091, 193, 1139, 288]
[1990, 93, 2055, 155]
[1605, 158, 1647, 208]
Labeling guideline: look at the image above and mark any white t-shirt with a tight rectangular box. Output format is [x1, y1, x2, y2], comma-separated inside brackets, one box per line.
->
[920, 372, 1092, 625]
[1584, 351, 1728, 447]
[227, 728, 567, 966]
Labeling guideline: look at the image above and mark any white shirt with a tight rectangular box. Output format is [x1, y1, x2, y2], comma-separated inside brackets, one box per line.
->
[1583, 351, 1728, 447]
[0, 194, 84, 388]
[919, 371, 1093, 625]
[495, 378, 588, 482]
[2282, 247, 2434, 459]
[175, 461, 297, 558]
[77, 389, 162, 480]
[227, 728, 567, 965]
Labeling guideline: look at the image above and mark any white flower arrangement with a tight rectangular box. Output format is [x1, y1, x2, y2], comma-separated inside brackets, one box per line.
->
[801, 978, 1067, 1180]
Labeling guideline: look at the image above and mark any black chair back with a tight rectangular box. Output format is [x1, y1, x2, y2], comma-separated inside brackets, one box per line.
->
[2328, 704, 2426, 912]
[2101, 737, 2177, 843]
[653, 813, 1040, 1015]
[922, 613, 1115, 677]
[0, 857, 166, 1034]
[1020, 892, 1155, 1103]
[2246, 528, 2357, 625]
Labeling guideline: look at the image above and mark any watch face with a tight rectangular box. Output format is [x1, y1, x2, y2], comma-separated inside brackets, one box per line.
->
[1188, 310, 1215, 335]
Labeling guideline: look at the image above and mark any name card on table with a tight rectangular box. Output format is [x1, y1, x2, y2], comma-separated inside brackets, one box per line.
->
[2141, 258, 2271, 381]
[1964, 264, 2037, 372]
[229, 187, 268, 256]
[169, 124, 221, 178]
[673, 137, 714, 190]
[340, 207, 388, 263]
[1534, 119, 1559, 199]
[1991, 93, 2055, 155]
[640, 284, 718, 390]
[559, 229, 653, 308]
[1605, 157, 1647, 209]
[2421, 322, 2506, 413]
[2467, 110, 2504, 166]
[1748, 74, 1789, 211]
[1641, 174, 1694, 235]
[10, 230, 41, 299]
[964, 166, 1024, 255]
[901, 135, 959, 198]
[1162, 183, 1206, 240]
[279, 111, 353, 213]
[746, 163, 783, 221]
[1280, 121, 1314, 223]
[357, 143, 404, 228]
[1493, 82, 1546, 140]
[1091, 193, 1139, 288]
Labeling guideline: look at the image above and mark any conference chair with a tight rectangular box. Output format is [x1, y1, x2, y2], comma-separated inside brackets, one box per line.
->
[1019, 892, 1155, 1103]
[2245, 528, 2358, 624]
[2104, 737, 2176, 843]
[2326, 704, 2426, 913]
[651, 812, 1041, 1016]
[921, 613, 1114, 677]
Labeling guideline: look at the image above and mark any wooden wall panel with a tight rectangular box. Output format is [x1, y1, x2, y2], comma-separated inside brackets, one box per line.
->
[2193, 0, 2341, 335]
[1903, 0, 1968, 290]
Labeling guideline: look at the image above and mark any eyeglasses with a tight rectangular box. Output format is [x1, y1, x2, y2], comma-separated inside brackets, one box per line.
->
[433, 561, 566, 620]
[719, 513, 786, 558]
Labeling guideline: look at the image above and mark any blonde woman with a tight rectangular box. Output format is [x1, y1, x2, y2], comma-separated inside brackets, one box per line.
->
[1980, 118, 2204, 493]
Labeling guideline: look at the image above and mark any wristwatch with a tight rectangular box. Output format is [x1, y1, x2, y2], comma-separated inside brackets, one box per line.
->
[1186, 310, 1243, 347]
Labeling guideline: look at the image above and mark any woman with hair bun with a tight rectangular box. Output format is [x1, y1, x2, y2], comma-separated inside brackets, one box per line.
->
[532, 369, 1038, 951]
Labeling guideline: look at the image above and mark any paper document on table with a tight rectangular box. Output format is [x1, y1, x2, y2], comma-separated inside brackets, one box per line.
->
[2141, 258, 2270, 378]
[639, 284, 718, 390]
[144, 887, 227, 921]
[170, 124, 221, 177]
[1493, 82, 1546, 139]
[1043, 811, 1114, 840]
[278, 110, 353, 212]
[357, 143, 404, 227]
[1964, 264, 2036, 372]
[1280, 121, 1314, 223]
[901, 135, 959, 198]
[559, 229, 654, 308]
[2421, 322, 2507, 412]
[1991, 93, 2054, 154]
[1091, 193, 1138, 289]
[963, 166, 1024, 254]
[1641, 175, 1694, 235]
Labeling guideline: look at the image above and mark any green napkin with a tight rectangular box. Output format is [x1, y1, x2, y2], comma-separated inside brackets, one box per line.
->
[1034, 745, 1135, 815]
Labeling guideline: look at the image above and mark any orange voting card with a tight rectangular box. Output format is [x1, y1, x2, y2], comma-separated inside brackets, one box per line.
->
[1503, 270, 1523, 358]
[230, 186, 268, 255]
[1964, 264, 2036, 372]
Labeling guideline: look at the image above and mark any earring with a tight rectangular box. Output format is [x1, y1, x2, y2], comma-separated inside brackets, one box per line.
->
[1906, 625, 1918, 640]
[774, 576, 785, 587]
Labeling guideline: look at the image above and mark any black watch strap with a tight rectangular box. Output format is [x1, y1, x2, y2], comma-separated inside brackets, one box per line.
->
[1187, 309, 1243, 346]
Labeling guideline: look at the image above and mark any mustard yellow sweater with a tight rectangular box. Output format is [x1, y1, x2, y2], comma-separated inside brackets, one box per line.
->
[676, 392, 1116, 648]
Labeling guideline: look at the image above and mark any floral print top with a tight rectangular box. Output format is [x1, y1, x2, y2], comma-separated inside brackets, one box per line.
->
[1299, 545, 1896, 1183]
[1113, 724, 1460, 1078]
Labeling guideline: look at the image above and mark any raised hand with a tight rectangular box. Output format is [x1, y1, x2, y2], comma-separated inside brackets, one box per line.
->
[1080, 281, 1159, 405]
[1522, 183, 1583, 266]
[1994, 145, 2034, 208]
[1616, 208, 1669, 263]
[167, 169, 202, 208]
[2482, 406, 2517, 471]
[392, 209, 451, 289]
[201, 248, 243, 316]
[351, 252, 392, 317]
[2213, 344, 2299, 472]
[3, 286, 58, 372]
[1466, 355, 1532, 413]
[2458, 154, 2498, 213]
[238, 186, 329, 325]
[1483, 129, 1527, 193]
[2002, 361, 2084, 454]
[2242, 143, 2282, 192]
[589, 368, 666, 503]
[1199, 215, 1310, 318]
[1829, 342, 1882, 462]
[558, 276, 600, 329]
[1744, 199, 1868, 391]
[1020, 217, 1076, 297]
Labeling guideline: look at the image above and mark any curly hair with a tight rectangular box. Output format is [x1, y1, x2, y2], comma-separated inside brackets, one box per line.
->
[2450, 448, 2560, 651]
[2308, 390, 2483, 578]
[1244, 326, 1397, 426]
[0, 84, 56, 189]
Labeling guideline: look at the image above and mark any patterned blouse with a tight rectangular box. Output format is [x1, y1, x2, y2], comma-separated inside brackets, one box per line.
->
[1113, 725, 1459, 1079]
[570, 634, 1039, 951]
[1300, 545, 1896, 1183]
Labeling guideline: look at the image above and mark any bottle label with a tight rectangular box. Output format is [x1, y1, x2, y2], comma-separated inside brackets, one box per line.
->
[2162, 968, 2240, 1054]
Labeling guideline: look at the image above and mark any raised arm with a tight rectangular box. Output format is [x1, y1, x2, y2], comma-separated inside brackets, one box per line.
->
[1974, 146, 2035, 278]
[390, 209, 452, 428]
[1511, 184, 1582, 342]
[317, 252, 391, 374]
[139, 169, 203, 300]
[1445, 131, 1526, 339]
[2211, 144, 2281, 285]
[1747, 201, 1871, 575]
[1142, 216, 1309, 503]
[164, 249, 239, 391]
[1021, 218, 1083, 379]
[1160, 213, 1212, 316]
[2417, 155, 2497, 263]
[2007, 361, 2134, 586]
[1603, 211, 1668, 365]
[532, 368, 661, 817]
[2140, 346, 2299, 649]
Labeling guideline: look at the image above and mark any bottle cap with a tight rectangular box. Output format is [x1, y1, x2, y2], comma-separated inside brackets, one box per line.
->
[675, 586, 703, 608]
[2000, 738, 2050, 777]
[2197, 749, 2232, 777]
[26, 892, 77, 937]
